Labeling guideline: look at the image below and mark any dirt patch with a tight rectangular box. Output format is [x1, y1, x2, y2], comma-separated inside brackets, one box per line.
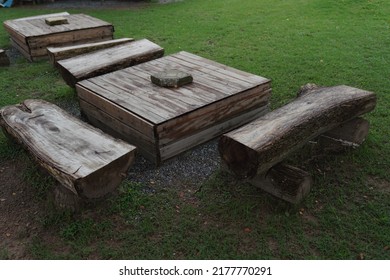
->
[366, 176, 390, 194]
[0, 158, 46, 259]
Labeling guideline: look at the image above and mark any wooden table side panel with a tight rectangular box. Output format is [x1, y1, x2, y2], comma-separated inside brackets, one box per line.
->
[27, 26, 113, 49]
[3, 23, 28, 46]
[79, 99, 157, 154]
[9, 36, 30, 54]
[158, 86, 271, 144]
[9, 38, 32, 61]
[159, 105, 269, 161]
[76, 83, 156, 138]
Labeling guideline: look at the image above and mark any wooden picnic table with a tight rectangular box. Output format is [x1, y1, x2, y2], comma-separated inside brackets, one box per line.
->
[3, 13, 114, 61]
[76, 51, 272, 164]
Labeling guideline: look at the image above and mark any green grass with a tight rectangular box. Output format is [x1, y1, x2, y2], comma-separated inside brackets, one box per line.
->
[0, 0, 389, 259]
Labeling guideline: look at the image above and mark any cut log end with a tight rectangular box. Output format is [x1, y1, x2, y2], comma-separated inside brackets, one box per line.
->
[218, 135, 259, 179]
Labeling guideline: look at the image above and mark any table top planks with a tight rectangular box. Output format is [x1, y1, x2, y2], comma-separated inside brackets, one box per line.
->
[77, 51, 270, 125]
[4, 14, 112, 38]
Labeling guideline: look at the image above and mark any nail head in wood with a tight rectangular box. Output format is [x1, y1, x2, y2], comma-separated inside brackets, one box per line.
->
[151, 70, 193, 88]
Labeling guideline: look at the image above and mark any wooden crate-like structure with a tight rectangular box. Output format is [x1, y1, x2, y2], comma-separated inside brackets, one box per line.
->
[3, 13, 114, 61]
[76, 51, 272, 165]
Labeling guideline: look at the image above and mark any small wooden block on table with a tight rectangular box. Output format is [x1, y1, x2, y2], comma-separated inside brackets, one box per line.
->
[3, 13, 114, 61]
[76, 51, 272, 165]
[0, 99, 136, 199]
[57, 39, 164, 87]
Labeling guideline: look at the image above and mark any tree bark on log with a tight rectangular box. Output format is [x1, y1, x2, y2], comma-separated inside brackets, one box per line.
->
[0, 99, 136, 199]
[249, 163, 312, 204]
[219, 85, 376, 178]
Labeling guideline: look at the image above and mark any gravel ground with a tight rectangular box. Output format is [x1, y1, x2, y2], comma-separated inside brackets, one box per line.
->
[128, 140, 220, 189]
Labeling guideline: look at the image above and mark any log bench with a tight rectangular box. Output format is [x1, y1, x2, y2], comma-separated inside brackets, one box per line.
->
[47, 37, 135, 66]
[219, 85, 377, 203]
[56, 38, 164, 87]
[0, 99, 136, 204]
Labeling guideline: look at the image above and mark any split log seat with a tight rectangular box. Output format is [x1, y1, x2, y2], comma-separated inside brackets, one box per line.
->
[219, 85, 377, 203]
[47, 37, 135, 66]
[57, 38, 164, 87]
[0, 99, 136, 199]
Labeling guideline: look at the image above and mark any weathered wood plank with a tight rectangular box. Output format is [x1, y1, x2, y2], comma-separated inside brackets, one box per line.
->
[4, 14, 112, 37]
[179, 51, 269, 84]
[158, 87, 271, 144]
[0, 99, 136, 198]
[47, 38, 135, 65]
[219, 85, 377, 178]
[97, 70, 193, 115]
[78, 76, 172, 123]
[131, 62, 228, 104]
[136, 66, 228, 103]
[79, 99, 157, 160]
[9, 38, 32, 61]
[57, 39, 164, 87]
[9, 12, 70, 22]
[138, 57, 243, 95]
[169, 53, 269, 89]
[160, 105, 269, 161]
[76, 82, 157, 138]
[27, 26, 114, 49]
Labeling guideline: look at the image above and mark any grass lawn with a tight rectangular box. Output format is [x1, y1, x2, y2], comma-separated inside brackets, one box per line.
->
[0, 0, 389, 259]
